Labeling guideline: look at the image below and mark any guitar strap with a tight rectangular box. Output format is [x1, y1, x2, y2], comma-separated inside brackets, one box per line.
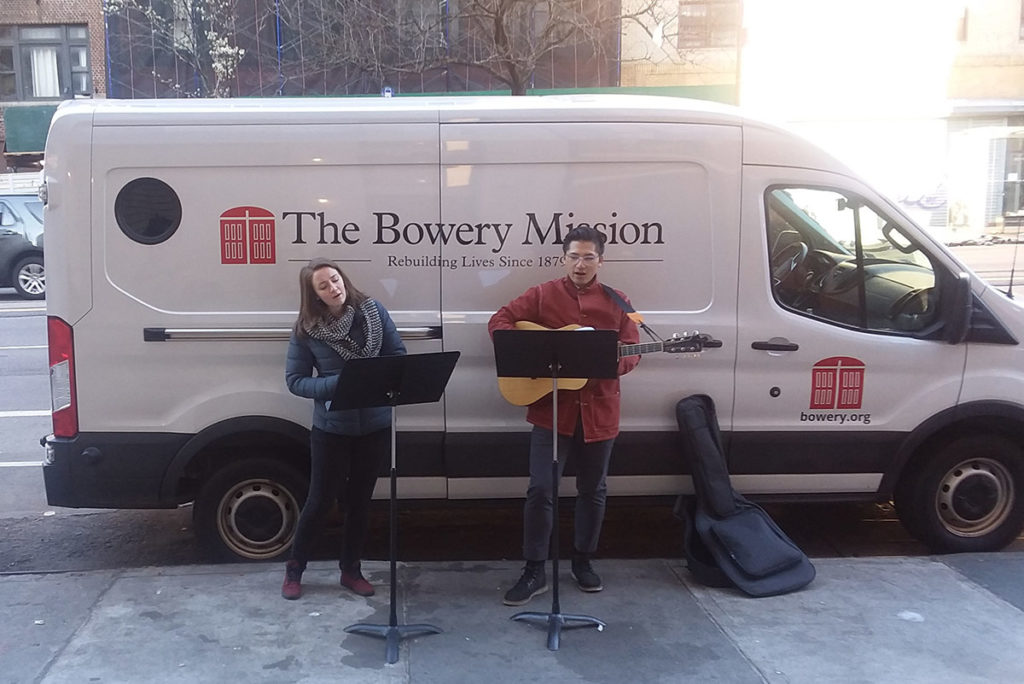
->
[601, 284, 640, 321]
[601, 284, 661, 342]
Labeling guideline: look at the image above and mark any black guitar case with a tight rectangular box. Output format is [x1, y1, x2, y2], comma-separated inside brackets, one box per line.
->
[674, 395, 815, 597]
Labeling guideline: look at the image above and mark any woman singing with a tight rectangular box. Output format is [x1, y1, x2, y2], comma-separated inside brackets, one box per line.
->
[281, 258, 406, 600]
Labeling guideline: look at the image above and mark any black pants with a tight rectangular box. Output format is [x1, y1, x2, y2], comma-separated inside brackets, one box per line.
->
[290, 426, 387, 569]
[523, 423, 615, 562]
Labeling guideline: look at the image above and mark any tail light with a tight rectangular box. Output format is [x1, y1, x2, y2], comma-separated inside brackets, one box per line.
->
[47, 316, 78, 438]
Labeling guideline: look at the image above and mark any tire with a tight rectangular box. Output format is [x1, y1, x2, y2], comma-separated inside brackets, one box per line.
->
[194, 458, 308, 562]
[894, 435, 1024, 553]
[12, 255, 45, 300]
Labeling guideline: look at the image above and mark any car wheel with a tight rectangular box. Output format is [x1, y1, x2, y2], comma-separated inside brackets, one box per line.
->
[12, 255, 45, 300]
[194, 458, 308, 562]
[894, 434, 1024, 553]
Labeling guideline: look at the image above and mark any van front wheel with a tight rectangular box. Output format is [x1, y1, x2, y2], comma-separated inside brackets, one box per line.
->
[194, 458, 308, 562]
[895, 435, 1024, 553]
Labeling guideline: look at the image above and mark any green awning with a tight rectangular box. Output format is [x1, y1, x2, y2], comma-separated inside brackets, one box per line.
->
[4, 105, 58, 154]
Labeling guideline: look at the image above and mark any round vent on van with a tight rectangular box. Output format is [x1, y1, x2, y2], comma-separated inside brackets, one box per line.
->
[114, 177, 182, 245]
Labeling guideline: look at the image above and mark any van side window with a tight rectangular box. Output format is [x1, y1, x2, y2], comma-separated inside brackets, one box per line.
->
[765, 187, 940, 334]
[114, 178, 182, 245]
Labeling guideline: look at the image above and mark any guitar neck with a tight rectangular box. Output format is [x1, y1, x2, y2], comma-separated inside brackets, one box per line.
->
[619, 341, 663, 358]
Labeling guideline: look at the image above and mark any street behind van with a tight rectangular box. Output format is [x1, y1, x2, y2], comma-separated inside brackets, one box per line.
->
[40, 95, 1024, 561]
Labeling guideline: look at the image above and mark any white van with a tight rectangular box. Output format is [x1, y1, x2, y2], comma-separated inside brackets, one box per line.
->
[40, 95, 1024, 561]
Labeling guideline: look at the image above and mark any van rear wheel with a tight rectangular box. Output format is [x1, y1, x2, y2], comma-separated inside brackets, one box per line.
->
[894, 435, 1024, 553]
[194, 458, 308, 561]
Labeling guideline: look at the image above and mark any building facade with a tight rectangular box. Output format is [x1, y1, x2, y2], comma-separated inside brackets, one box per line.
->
[946, 0, 1024, 233]
[1, 0, 106, 169]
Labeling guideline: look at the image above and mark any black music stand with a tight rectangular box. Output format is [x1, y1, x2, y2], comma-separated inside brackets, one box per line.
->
[333, 351, 460, 664]
[492, 328, 618, 650]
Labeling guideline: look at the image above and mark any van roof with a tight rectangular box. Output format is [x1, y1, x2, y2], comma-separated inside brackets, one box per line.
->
[61, 94, 741, 126]
[52, 94, 852, 175]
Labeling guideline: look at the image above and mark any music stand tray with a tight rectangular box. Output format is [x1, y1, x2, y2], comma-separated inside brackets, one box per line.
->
[333, 351, 459, 665]
[492, 328, 618, 651]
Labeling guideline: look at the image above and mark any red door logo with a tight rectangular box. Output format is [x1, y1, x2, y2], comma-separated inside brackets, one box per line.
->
[810, 356, 865, 409]
[220, 207, 276, 264]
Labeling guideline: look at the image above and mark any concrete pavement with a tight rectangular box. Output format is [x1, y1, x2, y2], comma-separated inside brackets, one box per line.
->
[4, 554, 1024, 683]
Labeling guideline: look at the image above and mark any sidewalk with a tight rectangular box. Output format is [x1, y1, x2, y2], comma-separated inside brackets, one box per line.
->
[4, 554, 1024, 683]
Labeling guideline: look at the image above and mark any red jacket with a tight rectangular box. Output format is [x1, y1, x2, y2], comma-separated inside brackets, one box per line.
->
[488, 276, 640, 442]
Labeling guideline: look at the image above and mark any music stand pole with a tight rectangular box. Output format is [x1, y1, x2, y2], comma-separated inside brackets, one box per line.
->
[337, 351, 460, 664]
[510, 368, 606, 650]
[344, 396, 436, 664]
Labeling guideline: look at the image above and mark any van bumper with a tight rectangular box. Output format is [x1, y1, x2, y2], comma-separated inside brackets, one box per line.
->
[41, 432, 192, 508]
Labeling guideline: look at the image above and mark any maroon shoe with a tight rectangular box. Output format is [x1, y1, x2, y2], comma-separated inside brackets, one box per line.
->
[340, 566, 375, 597]
[281, 560, 303, 600]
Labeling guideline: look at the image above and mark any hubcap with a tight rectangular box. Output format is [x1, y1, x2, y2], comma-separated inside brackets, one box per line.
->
[935, 458, 1014, 537]
[217, 478, 299, 559]
[18, 263, 45, 295]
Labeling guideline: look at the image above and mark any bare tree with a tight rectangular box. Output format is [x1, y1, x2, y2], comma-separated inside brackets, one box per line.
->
[450, 0, 621, 95]
[105, 0, 245, 97]
[299, 0, 655, 96]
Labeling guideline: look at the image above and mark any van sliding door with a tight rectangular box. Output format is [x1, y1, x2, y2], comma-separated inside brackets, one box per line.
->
[438, 119, 740, 499]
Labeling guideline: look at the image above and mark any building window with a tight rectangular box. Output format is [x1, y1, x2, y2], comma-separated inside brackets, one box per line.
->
[677, 0, 740, 50]
[0, 24, 91, 101]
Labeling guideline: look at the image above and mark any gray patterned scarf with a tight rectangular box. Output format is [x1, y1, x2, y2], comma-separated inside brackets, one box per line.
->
[305, 299, 384, 360]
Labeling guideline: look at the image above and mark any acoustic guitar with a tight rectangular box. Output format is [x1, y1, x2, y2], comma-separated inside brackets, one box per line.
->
[496, 321, 712, 406]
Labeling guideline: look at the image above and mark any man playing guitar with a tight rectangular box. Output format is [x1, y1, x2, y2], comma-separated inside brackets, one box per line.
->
[488, 225, 640, 606]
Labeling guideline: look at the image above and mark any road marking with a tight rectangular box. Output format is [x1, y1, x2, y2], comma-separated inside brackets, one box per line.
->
[0, 345, 47, 350]
[0, 461, 43, 467]
[0, 410, 49, 418]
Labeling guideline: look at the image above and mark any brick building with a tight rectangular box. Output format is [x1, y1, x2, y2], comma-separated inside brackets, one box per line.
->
[1, 0, 105, 170]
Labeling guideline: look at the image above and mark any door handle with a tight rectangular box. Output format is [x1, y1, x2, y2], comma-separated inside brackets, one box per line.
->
[751, 340, 799, 352]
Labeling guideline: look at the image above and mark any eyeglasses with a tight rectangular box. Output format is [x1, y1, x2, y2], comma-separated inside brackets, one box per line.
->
[563, 254, 600, 265]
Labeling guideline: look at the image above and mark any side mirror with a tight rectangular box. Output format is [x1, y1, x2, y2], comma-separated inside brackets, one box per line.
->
[944, 272, 972, 344]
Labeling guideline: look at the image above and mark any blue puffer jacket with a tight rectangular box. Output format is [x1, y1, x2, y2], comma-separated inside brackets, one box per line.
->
[285, 300, 407, 436]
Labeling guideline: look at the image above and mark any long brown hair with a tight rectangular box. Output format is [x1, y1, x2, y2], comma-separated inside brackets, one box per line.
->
[293, 258, 369, 337]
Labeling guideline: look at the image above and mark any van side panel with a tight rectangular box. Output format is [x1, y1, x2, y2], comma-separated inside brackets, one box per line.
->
[45, 116, 448, 507]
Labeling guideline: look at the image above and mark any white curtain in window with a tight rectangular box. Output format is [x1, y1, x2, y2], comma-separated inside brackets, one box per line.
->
[30, 47, 60, 97]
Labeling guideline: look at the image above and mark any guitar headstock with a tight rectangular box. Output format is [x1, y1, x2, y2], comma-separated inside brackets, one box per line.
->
[663, 331, 722, 354]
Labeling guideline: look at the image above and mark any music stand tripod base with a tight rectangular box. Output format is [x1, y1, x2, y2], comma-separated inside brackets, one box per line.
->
[344, 622, 442, 665]
[511, 609, 606, 651]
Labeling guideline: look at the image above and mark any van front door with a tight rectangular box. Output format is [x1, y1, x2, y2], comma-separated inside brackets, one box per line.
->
[733, 167, 967, 497]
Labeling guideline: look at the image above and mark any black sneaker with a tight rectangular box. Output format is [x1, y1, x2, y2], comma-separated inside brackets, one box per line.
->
[503, 562, 548, 606]
[571, 553, 603, 592]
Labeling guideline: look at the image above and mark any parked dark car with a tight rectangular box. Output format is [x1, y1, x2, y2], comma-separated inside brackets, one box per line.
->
[0, 193, 44, 299]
